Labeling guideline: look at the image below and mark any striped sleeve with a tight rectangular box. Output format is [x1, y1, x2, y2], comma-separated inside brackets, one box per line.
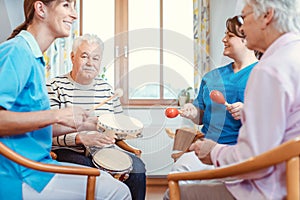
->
[52, 132, 77, 146]
[47, 75, 77, 147]
[46, 75, 69, 110]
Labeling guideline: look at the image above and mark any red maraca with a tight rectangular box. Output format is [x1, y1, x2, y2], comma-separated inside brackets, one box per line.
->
[165, 107, 182, 118]
[209, 90, 229, 106]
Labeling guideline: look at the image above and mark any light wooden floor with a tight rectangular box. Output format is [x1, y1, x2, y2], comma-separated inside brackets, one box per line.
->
[146, 185, 168, 200]
[145, 177, 168, 200]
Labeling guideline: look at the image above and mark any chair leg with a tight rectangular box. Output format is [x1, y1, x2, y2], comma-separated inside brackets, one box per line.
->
[86, 176, 97, 200]
[286, 157, 299, 200]
[168, 180, 180, 200]
[50, 151, 57, 160]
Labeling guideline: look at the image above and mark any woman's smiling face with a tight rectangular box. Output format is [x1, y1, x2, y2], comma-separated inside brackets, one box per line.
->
[45, 0, 78, 38]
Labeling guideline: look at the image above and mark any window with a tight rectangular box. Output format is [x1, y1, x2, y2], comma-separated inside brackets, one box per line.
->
[81, 0, 194, 106]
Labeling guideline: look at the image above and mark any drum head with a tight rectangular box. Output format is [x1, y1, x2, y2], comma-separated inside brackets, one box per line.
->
[98, 113, 143, 135]
[93, 148, 132, 172]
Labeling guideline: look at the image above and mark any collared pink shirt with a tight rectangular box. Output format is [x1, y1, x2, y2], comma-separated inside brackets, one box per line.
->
[211, 32, 300, 200]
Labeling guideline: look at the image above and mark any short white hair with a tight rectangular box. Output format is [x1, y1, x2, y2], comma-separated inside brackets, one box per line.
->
[72, 34, 104, 55]
[245, 0, 300, 33]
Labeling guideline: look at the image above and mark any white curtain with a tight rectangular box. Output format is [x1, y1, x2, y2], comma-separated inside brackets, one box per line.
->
[193, 0, 210, 95]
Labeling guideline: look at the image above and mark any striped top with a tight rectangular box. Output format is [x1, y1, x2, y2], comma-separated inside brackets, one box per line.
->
[46, 73, 122, 149]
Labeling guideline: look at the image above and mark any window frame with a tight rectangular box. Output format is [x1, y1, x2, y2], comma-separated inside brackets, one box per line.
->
[80, 0, 193, 106]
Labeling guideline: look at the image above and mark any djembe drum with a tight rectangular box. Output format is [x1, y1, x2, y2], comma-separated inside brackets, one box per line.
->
[92, 148, 133, 181]
[90, 113, 143, 181]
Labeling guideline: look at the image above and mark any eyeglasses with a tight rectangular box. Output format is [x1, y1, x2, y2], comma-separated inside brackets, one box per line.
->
[237, 11, 254, 25]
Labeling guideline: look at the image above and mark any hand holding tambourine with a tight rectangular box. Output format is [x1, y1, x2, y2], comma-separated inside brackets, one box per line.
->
[92, 88, 143, 140]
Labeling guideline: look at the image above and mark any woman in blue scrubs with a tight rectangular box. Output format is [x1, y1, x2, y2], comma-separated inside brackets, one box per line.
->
[0, 0, 131, 199]
[181, 16, 259, 145]
[164, 17, 260, 191]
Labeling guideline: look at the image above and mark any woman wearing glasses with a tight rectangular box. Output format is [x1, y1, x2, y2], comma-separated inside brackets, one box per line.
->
[180, 16, 258, 145]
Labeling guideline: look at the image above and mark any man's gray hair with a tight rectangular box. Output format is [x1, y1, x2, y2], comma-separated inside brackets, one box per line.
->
[245, 0, 300, 33]
[72, 34, 104, 54]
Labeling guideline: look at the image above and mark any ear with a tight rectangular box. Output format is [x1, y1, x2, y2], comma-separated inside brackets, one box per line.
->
[34, 1, 46, 19]
[262, 8, 274, 29]
[71, 52, 75, 63]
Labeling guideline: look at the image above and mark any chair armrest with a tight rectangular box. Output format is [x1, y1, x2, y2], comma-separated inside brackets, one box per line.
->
[116, 140, 141, 156]
[167, 137, 300, 200]
[50, 151, 57, 160]
[168, 137, 300, 181]
[0, 142, 100, 176]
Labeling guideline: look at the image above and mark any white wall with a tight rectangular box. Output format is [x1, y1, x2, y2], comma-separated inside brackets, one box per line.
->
[210, 0, 244, 68]
[0, 0, 24, 42]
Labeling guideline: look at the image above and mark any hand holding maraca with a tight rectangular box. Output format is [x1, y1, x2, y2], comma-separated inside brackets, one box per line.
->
[210, 90, 244, 120]
[165, 103, 198, 120]
[227, 102, 244, 120]
[180, 103, 198, 119]
[165, 107, 182, 118]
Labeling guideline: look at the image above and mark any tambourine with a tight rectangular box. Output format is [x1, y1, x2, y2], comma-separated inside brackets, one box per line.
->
[92, 148, 133, 181]
[98, 113, 143, 140]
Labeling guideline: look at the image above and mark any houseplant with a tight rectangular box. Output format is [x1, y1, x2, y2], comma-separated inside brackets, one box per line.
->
[178, 86, 193, 106]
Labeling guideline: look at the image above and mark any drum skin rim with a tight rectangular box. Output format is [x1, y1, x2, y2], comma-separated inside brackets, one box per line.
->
[92, 160, 133, 173]
[98, 113, 143, 134]
[92, 148, 133, 172]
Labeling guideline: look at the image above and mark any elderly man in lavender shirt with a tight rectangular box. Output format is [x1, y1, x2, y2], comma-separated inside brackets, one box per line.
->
[164, 0, 300, 199]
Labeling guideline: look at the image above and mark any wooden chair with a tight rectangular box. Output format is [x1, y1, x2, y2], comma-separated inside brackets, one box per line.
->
[168, 137, 300, 200]
[0, 142, 100, 200]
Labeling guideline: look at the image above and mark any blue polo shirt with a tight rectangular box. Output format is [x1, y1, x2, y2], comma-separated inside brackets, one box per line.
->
[194, 62, 256, 144]
[0, 31, 58, 199]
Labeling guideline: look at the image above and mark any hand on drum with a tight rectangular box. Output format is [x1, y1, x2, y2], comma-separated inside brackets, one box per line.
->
[226, 102, 244, 120]
[76, 131, 115, 147]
